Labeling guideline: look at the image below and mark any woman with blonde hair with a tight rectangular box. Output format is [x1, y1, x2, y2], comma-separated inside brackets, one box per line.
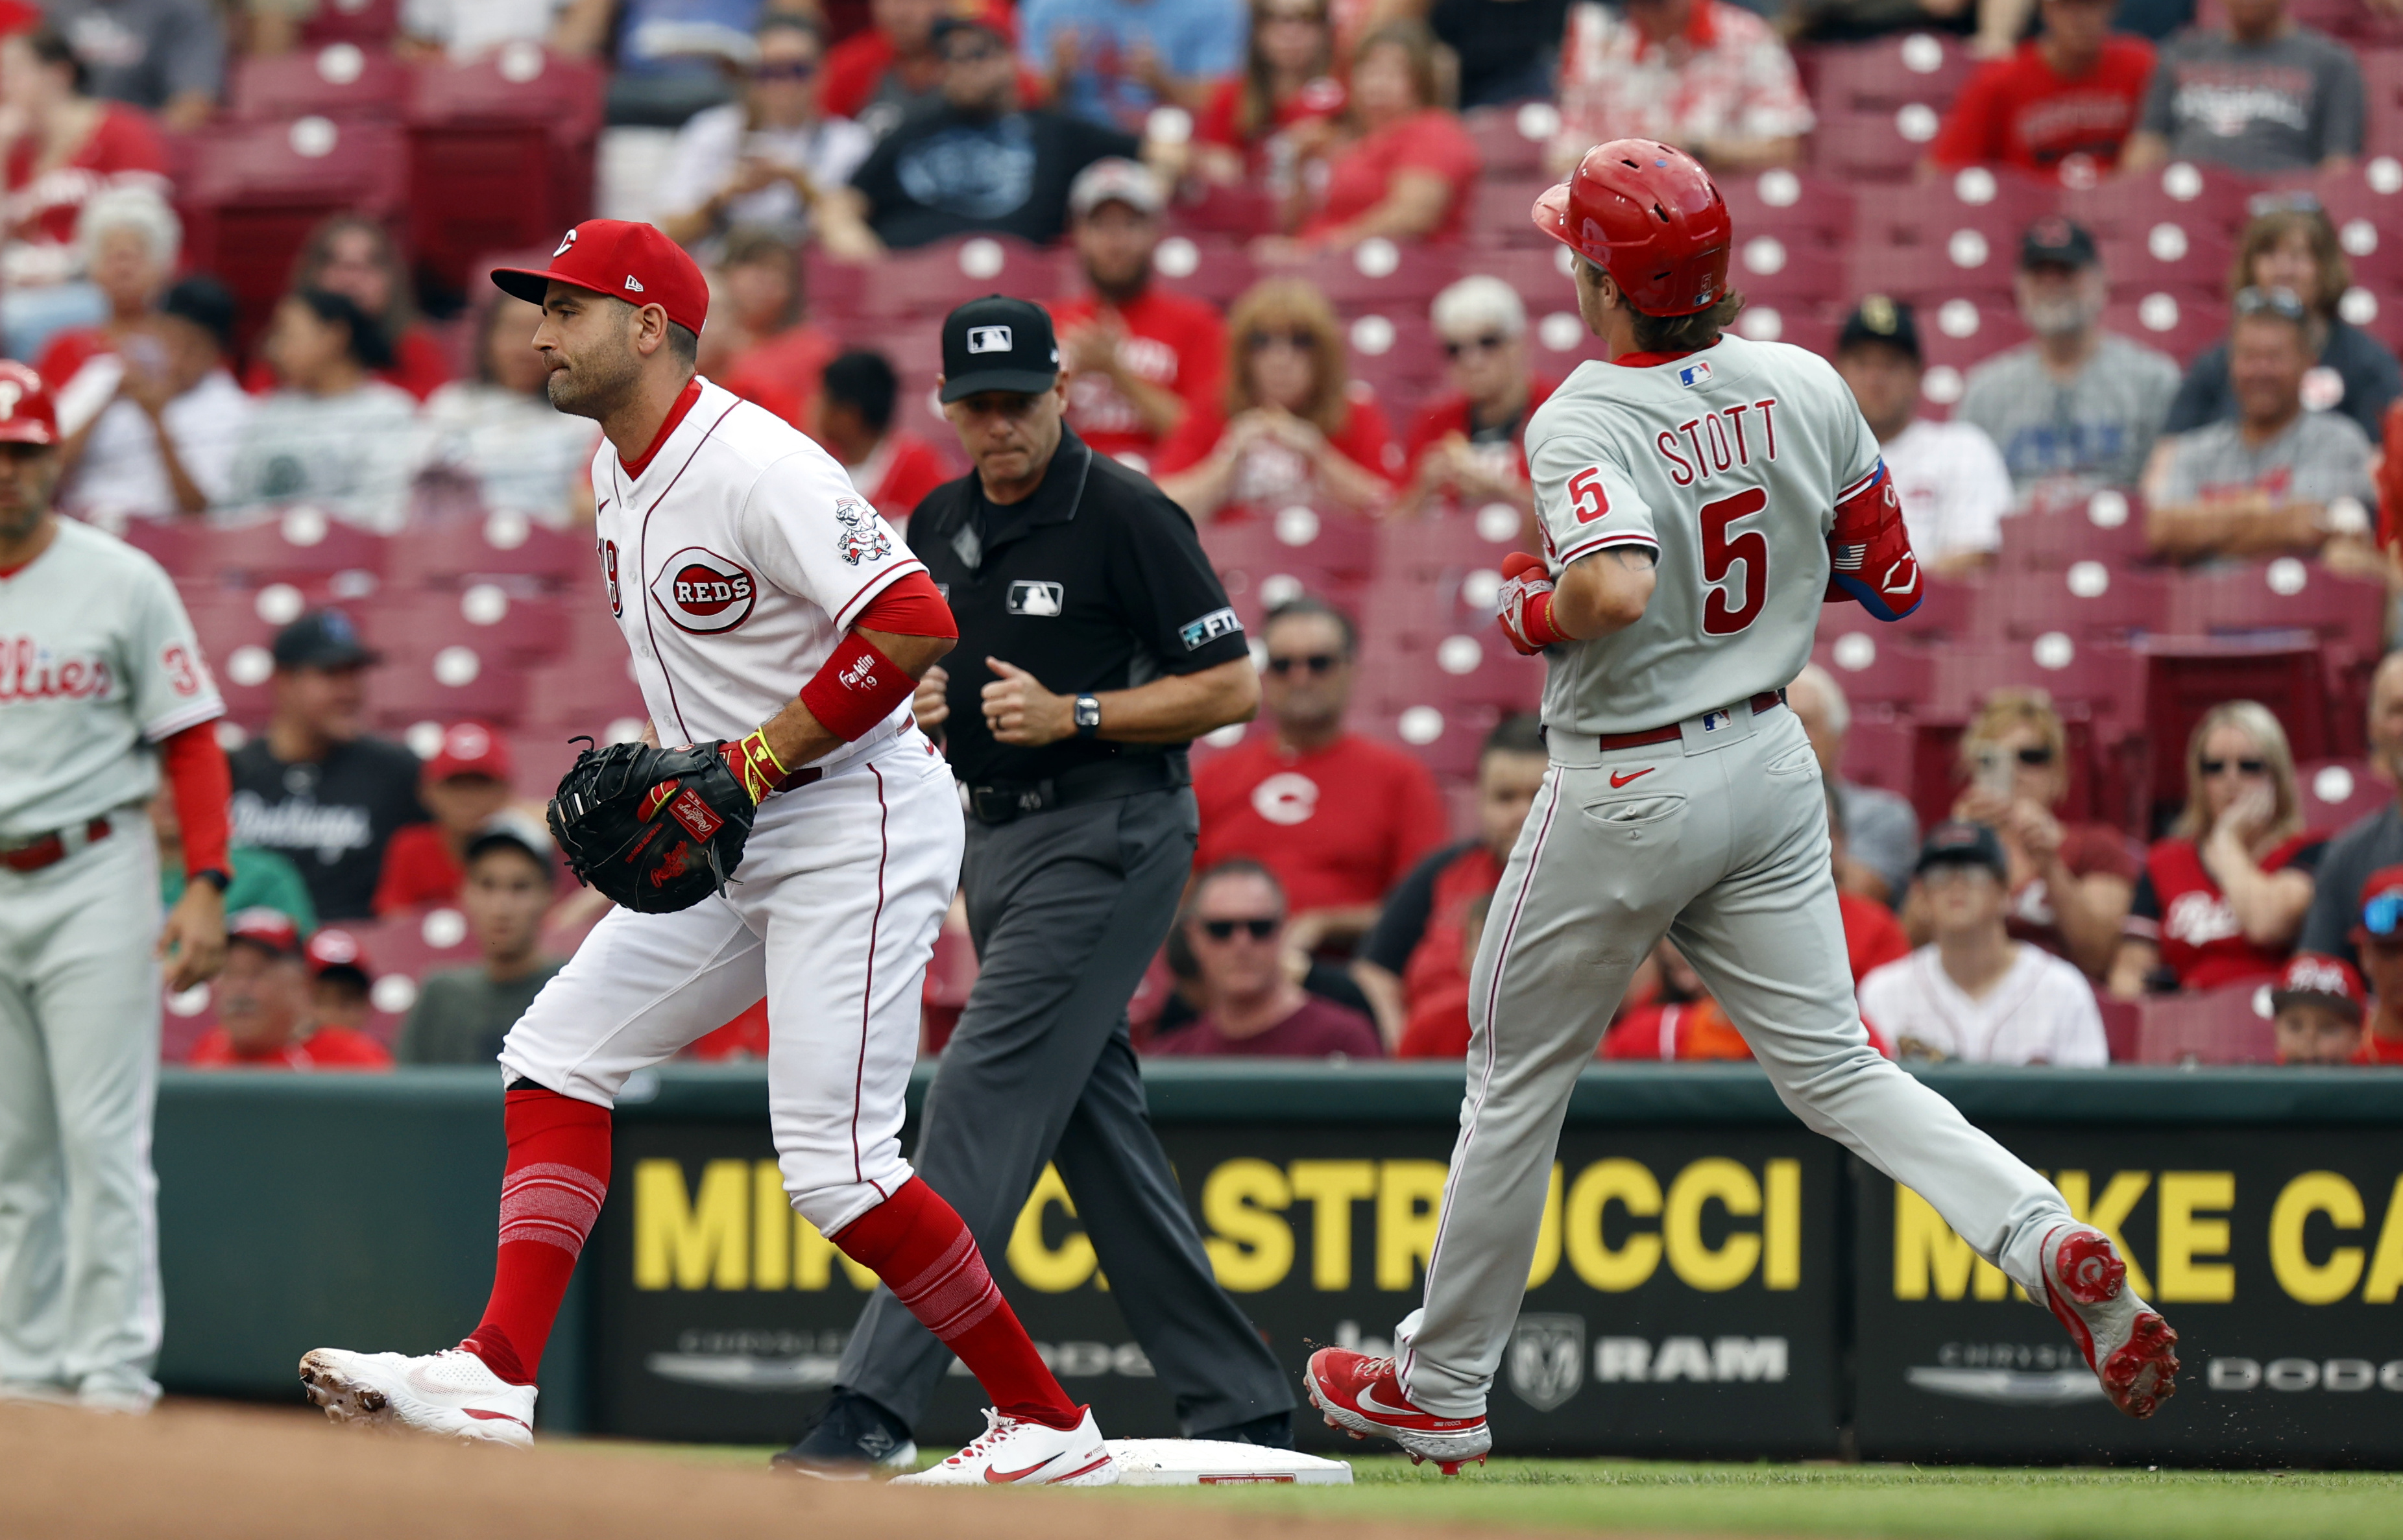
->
[2107, 702, 2323, 998]
[1154, 276, 1399, 520]
[1914, 689, 2140, 979]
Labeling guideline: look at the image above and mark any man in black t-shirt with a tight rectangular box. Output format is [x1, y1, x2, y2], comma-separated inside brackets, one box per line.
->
[817, 10, 1148, 256]
[227, 611, 426, 921]
[779, 297, 1294, 1476]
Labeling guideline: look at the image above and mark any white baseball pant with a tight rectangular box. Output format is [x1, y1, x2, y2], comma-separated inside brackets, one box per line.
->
[0, 808, 165, 1406]
[500, 730, 961, 1236]
[1394, 700, 2073, 1418]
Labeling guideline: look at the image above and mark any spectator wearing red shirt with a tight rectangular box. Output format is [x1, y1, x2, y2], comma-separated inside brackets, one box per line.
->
[1359, 714, 1548, 1046]
[373, 723, 518, 917]
[0, 28, 169, 364]
[704, 227, 839, 429]
[1600, 943, 1755, 1061]
[1194, 597, 1447, 955]
[1149, 861, 1386, 1057]
[1928, 0, 2154, 184]
[1399, 276, 1558, 518]
[2269, 952, 2370, 1066]
[1831, 786, 1912, 986]
[1192, 0, 1346, 189]
[1910, 690, 2138, 979]
[808, 348, 956, 531]
[2344, 869, 2403, 1065]
[1155, 277, 1400, 520]
[241, 215, 452, 403]
[2110, 703, 2321, 998]
[305, 926, 378, 1039]
[1284, 22, 1479, 250]
[187, 909, 392, 1071]
[1050, 159, 1226, 470]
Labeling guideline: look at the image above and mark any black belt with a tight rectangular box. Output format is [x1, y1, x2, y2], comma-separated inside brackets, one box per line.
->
[965, 752, 1190, 825]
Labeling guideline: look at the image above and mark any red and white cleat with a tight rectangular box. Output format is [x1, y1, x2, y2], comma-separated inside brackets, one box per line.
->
[2038, 1225, 2180, 1419]
[298, 1347, 536, 1448]
[889, 1406, 1117, 1486]
[1304, 1348, 1491, 1474]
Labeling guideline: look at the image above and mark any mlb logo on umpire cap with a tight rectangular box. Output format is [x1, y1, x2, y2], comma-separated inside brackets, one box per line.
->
[941, 296, 1063, 403]
[967, 326, 1013, 354]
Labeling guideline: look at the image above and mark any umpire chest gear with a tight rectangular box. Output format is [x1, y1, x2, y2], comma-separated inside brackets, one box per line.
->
[910, 424, 1251, 791]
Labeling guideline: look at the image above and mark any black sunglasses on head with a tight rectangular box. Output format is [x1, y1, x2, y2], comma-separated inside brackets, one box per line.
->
[2200, 757, 2270, 776]
[1199, 917, 1280, 941]
[1266, 652, 1343, 676]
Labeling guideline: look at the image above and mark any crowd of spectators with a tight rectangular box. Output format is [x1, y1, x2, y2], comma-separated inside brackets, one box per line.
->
[44, 0, 2402, 1074]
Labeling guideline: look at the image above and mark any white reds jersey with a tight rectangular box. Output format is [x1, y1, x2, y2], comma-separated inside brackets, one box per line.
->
[0, 518, 224, 836]
[592, 377, 924, 761]
[1527, 333, 1883, 735]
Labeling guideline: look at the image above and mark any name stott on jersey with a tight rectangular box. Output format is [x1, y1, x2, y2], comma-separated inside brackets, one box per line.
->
[1527, 333, 1894, 734]
[592, 378, 924, 758]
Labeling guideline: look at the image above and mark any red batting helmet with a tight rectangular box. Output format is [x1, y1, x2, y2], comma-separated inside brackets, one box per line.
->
[1533, 141, 1733, 319]
[0, 361, 60, 447]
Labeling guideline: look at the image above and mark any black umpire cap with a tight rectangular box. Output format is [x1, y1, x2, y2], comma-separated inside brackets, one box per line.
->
[940, 296, 1061, 403]
[1836, 295, 1921, 364]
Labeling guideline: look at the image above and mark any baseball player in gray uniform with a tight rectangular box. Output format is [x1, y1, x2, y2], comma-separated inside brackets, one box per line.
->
[0, 361, 234, 1410]
[1302, 144, 2180, 1471]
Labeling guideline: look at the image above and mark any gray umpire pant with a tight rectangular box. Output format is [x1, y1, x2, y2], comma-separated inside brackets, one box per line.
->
[834, 786, 1296, 1436]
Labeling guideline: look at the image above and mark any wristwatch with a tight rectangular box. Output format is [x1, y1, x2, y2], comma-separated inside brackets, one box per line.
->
[193, 867, 231, 894]
[1073, 695, 1102, 738]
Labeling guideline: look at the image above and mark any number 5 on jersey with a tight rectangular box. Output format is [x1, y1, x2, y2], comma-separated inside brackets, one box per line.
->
[1567, 466, 1610, 523]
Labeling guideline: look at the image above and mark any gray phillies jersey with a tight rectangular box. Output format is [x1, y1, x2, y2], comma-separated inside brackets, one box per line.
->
[1528, 333, 1883, 736]
[0, 518, 224, 836]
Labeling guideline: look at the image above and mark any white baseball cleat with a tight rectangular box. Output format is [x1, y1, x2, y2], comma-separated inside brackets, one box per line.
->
[2037, 1224, 2180, 1419]
[298, 1347, 537, 1449]
[889, 1406, 1117, 1486]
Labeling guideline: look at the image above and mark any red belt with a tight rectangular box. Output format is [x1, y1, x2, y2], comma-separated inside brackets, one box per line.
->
[0, 817, 110, 873]
[1593, 690, 1787, 752]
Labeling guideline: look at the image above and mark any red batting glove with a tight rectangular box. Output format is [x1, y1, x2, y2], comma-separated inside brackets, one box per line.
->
[1495, 551, 1569, 656]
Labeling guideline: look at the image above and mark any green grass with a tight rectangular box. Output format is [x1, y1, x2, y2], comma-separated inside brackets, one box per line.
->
[573, 1441, 2403, 1539]
[1106, 1456, 2403, 1539]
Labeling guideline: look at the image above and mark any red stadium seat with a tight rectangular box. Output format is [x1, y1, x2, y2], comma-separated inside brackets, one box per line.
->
[1288, 241, 1461, 310]
[1162, 180, 1279, 240]
[2297, 757, 2390, 834]
[860, 237, 1070, 318]
[1812, 629, 1937, 710]
[1850, 173, 2059, 248]
[1914, 302, 2031, 378]
[405, 48, 605, 289]
[115, 518, 198, 572]
[1981, 564, 2172, 642]
[1377, 503, 1528, 578]
[1149, 235, 1260, 307]
[203, 510, 391, 583]
[519, 654, 647, 732]
[1730, 303, 1837, 357]
[357, 588, 569, 665]
[383, 510, 590, 588]
[1994, 489, 2151, 571]
[1810, 108, 1934, 183]
[2059, 162, 2252, 243]
[300, 0, 401, 46]
[1353, 698, 1499, 778]
[1835, 708, 1918, 806]
[2132, 981, 2276, 1065]
[1806, 32, 1977, 112]
[345, 908, 483, 991]
[1344, 311, 1448, 401]
[2098, 221, 2235, 299]
[1728, 230, 1846, 302]
[1200, 502, 1378, 578]
[1717, 168, 1857, 241]
[2095, 997, 2139, 1063]
[2161, 562, 2386, 661]
[1847, 237, 2018, 306]
[1928, 635, 2147, 726]
[2142, 639, 2332, 808]
[1461, 102, 1555, 178]
[2100, 294, 2228, 365]
[370, 638, 533, 730]
[228, 44, 410, 122]
[179, 119, 408, 348]
[1467, 176, 1556, 245]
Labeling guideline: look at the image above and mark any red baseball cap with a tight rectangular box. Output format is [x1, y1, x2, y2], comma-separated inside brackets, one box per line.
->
[305, 926, 375, 981]
[0, 361, 60, 447]
[492, 221, 709, 337]
[424, 721, 512, 784]
[227, 908, 303, 958]
[2271, 952, 2367, 1022]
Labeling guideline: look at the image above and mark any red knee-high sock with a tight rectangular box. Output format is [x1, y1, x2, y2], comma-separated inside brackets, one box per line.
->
[832, 1177, 1079, 1430]
[460, 1087, 610, 1386]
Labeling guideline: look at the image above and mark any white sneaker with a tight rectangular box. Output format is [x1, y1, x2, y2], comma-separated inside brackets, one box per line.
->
[298, 1347, 537, 1449]
[890, 1406, 1117, 1487]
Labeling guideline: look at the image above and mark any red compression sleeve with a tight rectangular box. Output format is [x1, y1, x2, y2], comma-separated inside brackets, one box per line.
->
[852, 568, 956, 637]
[160, 723, 231, 877]
[799, 632, 917, 741]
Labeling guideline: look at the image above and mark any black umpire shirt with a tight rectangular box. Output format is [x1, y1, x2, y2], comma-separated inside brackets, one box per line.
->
[910, 426, 1249, 787]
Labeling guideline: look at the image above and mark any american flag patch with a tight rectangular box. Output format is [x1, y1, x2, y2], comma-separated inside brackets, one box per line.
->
[1832, 543, 1866, 571]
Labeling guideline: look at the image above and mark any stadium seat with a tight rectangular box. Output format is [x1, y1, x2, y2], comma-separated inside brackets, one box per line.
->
[179, 119, 408, 346]
[1377, 502, 1528, 578]
[1353, 697, 1499, 778]
[116, 518, 197, 572]
[345, 909, 483, 996]
[382, 509, 590, 588]
[203, 510, 391, 584]
[1365, 629, 1543, 712]
[1847, 238, 2018, 305]
[370, 638, 533, 729]
[1717, 168, 1856, 240]
[1914, 303, 2030, 378]
[2132, 980, 2276, 1065]
[2161, 562, 2385, 660]
[519, 653, 647, 732]
[1467, 176, 1556, 245]
[1461, 102, 1554, 178]
[1199, 502, 1379, 577]
[861, 237, 1070, 318]
[2142, 640, 2333, 808]
[1835, 709, 1918, 808]
[1812, 629, 1936, 709]
[1729, 232, 1846, 303]
[2101, 294, 2228, 362]
[2095, 996, 2139, 1063]
[1850, 173, 2059, 248]
[228, 44, 410, 123]
[2059, 162, 2252, 243]
[1148, 234, 1260, 307]
[2297, 757, 2389, 833]
[1805, 32, 1977, 112]
[359, 588, 569, 665]
[1162, 180, 1279, 240]
[1927, 635, 2146, 726]
[1810, 108, 1933, 183]
[405, 48, 605, 289]
[1730, 303, 1837, 356]
[1993, 490, 2151, 571]
[300, 0, 400, 44]
[2098, 222, 2235, 298]
[1982, 564, 2172, 642]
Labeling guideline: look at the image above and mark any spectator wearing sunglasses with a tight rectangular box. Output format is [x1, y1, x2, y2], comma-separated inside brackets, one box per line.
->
[1913, 690, 2138, 980]
[657, 17, 873, 256]
[1155, 277, 1399, 520]
[2348, 870, 2403, 1065]
[2299, 656, 2403, 971]
[1150, 860, 1386, 1057]
[1193, 597, 1447, 957]
[2146, 287, 2378, 564]
[1397, 277, 1558, 520]
[2108, 703, 2323, 999]
[2269, 952, 2369, 1066]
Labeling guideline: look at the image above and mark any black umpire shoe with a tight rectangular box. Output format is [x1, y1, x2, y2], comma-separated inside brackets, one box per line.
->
[770, 1390, 919, 1480]
[1194, 1410, 1294, 1449]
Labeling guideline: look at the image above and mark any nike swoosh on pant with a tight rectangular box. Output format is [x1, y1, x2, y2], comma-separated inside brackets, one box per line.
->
[1609, 767, 1654, 788]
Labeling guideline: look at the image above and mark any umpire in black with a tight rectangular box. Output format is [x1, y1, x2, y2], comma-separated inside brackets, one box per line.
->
[777, 298, 1294, 1474]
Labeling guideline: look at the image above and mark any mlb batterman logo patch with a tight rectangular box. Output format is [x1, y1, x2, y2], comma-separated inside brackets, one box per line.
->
[649, 547, 758, 634]
[967, 325, 1014, 354]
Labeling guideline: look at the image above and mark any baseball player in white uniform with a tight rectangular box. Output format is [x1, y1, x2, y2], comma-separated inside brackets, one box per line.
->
[0, 361, 234, 1412]
[300, 222, 1117, 1487]
[1303, 144, 2180, 1471]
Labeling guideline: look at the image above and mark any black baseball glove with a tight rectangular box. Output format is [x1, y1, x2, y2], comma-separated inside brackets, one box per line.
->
[546, 740, 755, 914]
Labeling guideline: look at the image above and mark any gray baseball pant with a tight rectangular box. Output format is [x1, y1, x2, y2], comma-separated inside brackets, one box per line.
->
[1394, 700, 2073, 1418]
[835, 786, 1295, 1435]
[0, 810, 164, 1407]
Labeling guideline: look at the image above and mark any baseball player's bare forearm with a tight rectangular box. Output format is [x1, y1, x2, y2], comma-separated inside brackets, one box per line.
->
[1551, 548, 1657, 639]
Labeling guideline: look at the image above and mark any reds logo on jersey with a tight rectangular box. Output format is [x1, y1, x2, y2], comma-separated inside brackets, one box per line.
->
[649, 547, 758, 634]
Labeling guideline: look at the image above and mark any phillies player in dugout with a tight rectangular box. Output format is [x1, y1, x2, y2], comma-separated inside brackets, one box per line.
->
[1301, 145, 2182, 1472]
[298, 223, 1118, 1487]
[0, 359, 233, 1412]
